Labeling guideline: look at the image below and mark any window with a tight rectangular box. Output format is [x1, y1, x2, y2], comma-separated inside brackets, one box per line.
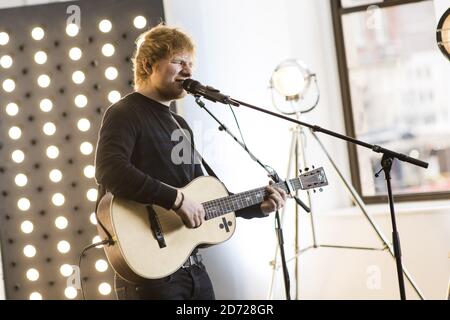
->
[331, 0, 450, 202]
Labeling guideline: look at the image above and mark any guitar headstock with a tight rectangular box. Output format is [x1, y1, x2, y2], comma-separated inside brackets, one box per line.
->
[298, 166, 328, 191]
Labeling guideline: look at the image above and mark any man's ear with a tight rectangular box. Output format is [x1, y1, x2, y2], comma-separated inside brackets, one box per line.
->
[143, 59, 152, 74]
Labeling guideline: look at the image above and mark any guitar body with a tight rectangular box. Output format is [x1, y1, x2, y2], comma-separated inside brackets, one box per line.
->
[96, 176, 236, 283]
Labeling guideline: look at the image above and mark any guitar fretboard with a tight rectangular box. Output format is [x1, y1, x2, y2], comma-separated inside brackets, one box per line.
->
[202, 178, 301, 220]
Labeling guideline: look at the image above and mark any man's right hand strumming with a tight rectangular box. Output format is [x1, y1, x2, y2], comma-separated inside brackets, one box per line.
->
[172, 190, 205, 229]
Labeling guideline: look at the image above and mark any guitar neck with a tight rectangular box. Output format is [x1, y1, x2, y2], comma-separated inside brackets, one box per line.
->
[202, 178, 300, 220]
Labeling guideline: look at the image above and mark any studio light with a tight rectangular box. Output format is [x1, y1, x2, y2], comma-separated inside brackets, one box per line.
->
[436, 7, 450, 60]
[270, 59, 319, 115]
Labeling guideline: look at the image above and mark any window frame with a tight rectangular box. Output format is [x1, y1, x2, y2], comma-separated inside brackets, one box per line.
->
[330, 0, 450, 203]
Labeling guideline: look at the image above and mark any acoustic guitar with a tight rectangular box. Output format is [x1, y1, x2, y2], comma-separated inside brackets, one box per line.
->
[96, 167, 328, 282]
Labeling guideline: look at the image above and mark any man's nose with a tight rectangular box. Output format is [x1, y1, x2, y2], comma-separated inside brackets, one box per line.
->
[180, 67, 192, 78]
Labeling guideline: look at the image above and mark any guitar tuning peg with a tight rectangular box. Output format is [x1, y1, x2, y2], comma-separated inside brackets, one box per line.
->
[305, 167, 309, 171]
[312, 165, 315, 169]
[299, 169, 303, 173]
[313, 189, 316, 193]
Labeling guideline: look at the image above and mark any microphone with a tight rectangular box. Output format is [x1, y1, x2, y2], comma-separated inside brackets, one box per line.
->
[182, 79, 239, 106]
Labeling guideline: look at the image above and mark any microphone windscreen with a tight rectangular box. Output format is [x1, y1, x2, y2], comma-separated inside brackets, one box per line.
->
[182, 79, 199, 92]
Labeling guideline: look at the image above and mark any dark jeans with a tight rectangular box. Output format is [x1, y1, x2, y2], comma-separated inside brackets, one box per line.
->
[114, 262, 215, 300]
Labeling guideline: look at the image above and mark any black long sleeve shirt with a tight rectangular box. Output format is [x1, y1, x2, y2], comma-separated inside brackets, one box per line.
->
[95, 92, 264, 219]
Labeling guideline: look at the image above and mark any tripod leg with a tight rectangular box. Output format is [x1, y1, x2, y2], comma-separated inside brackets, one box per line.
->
[309, 130, 425, 300]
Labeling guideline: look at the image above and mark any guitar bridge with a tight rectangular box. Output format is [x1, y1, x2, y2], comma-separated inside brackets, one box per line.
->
[146, 205, 166, 248]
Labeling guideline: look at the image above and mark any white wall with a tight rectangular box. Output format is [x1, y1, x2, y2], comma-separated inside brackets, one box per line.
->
[164, 0, 449, 299]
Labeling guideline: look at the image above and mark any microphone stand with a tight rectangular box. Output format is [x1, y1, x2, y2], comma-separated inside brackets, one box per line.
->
[194, 96, 310, 300]
[220, 97, 429, 300]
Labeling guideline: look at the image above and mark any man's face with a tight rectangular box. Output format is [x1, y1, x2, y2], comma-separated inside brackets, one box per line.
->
[149, 51, 194, 101]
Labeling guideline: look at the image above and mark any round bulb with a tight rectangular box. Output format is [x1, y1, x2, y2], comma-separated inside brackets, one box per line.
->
[0, 55, 13, 68]
[84, 165, 95, 179]
[60, 264, 74, 277]
[69, 47, 82, 61]
[108, 90, 121, 103]
[133, 16, 147, 29]
[99, 19, 112, 33]
[72, 70, 85, 84]
[86, 188, 98, 202]
[77, 118, 91, 132]
[23, 245, 37, 258]
[6, 102, 19, 116]
[46, 146, 59, 159]
[15, 173, 28, 187]
[29, 292, 42, 300]
[8, 126, 22, 140]
[18, 197, 31, 211]
[66, 23, 79, 37]
[98, 282, 112, 295]
[3, 78, 15, 92]
[74, 94, 88, 108]
[57, 240, 71, 254]
[80, 142, 93, 155]
[34, 51, 47, 64]
[52, 193, 65, 206]
[0, 32, 9, 45]
[12, 150, 25, 163]
[26, 268, 39, 281]
[49, 169, 62, 183]
[95, 259, 108, 272]
[40, 98, 53, 112]
[105, 67, 118, 80]
[31, 27, 44, 40]
[102, 43, 115, 57]
[55, 216, 68, 229]
[43, 122, 56, 136]
[21, 220, 34, 234]
[92, 236, 103, 248]
[37, 74, 51, 88]
[89, 212, 97, 225]
[272, 65, 306, 98]
[64, 286, 77, 299]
